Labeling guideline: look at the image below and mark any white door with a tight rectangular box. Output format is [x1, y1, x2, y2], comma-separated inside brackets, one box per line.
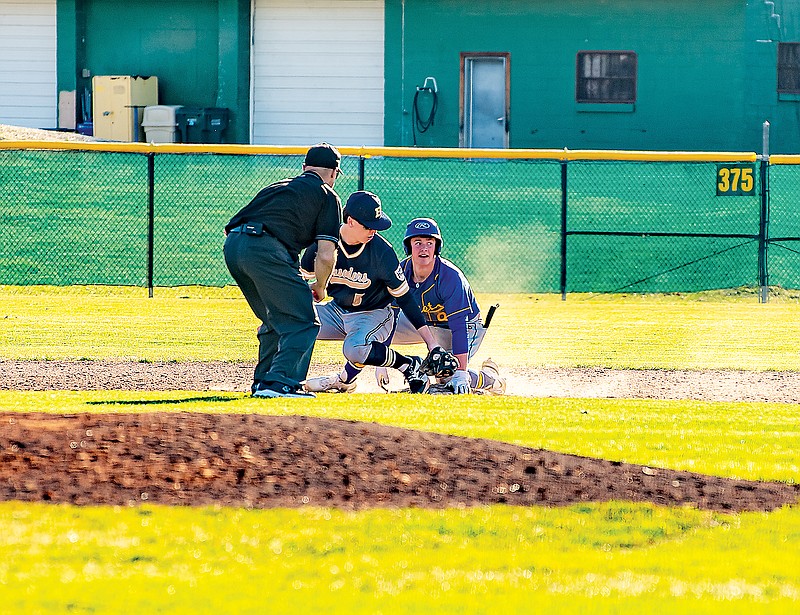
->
[251, 0, 384, 146]
[0, 0, 56, 128]
[462, 54, 509, 148]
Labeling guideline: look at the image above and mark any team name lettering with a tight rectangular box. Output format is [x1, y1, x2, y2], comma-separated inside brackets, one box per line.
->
[331, 267, 371, 289]
[421, 302, 448, 322]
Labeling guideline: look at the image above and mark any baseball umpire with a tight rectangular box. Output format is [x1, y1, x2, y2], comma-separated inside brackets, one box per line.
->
[378, 217, 505, 395]
[224, 143, 342, 398]
[300, 191, 455, 394]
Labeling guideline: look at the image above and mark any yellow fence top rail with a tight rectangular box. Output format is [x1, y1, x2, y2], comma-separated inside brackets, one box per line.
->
[0, 140, 759, 162]
[768, 154, 800, 165]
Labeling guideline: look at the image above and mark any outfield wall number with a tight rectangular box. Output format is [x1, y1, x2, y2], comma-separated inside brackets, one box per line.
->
[716, 164, 755, 196]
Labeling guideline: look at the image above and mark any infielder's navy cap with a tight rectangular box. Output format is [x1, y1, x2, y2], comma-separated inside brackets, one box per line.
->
[304, 142, 341, 169]
[344, 190, 392, 231]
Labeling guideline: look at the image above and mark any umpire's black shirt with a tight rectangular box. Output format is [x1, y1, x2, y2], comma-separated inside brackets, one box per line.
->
[225, 171, 341, 257]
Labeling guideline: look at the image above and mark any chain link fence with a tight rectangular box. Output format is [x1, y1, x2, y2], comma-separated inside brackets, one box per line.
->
[1, 144, 795, 296]
[564, 160, 763, 293]
[764, 159, 800, 291]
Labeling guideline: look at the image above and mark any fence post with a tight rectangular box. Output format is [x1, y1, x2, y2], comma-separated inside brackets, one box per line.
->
[759, 121, 770, 304]
[358, 156, 365, 191]
[147, 152, 155, 298]
[560, 159, 568, 301]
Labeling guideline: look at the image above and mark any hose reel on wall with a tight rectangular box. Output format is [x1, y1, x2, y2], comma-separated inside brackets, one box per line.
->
[412, 77, 438, 145]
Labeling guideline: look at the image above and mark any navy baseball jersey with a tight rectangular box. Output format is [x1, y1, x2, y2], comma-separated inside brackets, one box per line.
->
[401, 256, 480, 355]
[302, 234, 409, 312]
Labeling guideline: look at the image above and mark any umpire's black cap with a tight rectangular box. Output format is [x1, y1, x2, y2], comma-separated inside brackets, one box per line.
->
[344, 190, 392, 231]
[304, 142, 341, 170]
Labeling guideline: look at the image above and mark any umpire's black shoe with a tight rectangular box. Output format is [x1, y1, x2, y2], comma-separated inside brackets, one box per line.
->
[404, 356, 430, 394]
[253, 382, 316, 399]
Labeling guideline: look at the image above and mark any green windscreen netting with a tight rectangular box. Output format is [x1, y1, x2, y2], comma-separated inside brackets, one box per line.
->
[1, 147, 793, 293]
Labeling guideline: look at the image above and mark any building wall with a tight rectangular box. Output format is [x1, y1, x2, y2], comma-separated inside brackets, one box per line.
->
[385, 0, 797, 152]
[56, 0, 249, 142]
[26, 0, 800, 150]
[0, 0, 57, 128]
[744, 0, 800, 153]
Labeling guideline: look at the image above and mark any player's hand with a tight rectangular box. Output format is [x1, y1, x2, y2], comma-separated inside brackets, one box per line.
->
[375, 367, 390, 392]
[310, 282, 327, 303]
[448, 370, 471, 394]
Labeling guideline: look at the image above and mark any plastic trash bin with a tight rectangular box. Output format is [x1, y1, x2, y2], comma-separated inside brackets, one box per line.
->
[76, 122, 93, 136]
[176, 107, 229, 143]
[175, 106, 203, 143]
[142, 105, 183, 143]
[201, 107, 229, 143]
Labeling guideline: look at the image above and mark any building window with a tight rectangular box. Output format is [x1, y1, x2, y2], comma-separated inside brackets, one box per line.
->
[778, 43, 800, 93]
[576, 51, 637, 103]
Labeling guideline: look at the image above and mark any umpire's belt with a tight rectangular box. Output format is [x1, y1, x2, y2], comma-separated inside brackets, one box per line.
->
[229, 222, 268, 236]
[228, 222, 295, 257]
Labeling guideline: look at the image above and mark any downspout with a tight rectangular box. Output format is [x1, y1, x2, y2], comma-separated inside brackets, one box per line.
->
[401, 0, 406, 144]
[249, 0, 255, 144]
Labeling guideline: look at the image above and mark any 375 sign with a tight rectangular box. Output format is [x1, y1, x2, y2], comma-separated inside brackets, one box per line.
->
[716, 163, 756, 196]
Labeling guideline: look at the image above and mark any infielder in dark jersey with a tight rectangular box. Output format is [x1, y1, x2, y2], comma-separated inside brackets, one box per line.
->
[300, 191, 442, 393]
[379, 217, 506, 395]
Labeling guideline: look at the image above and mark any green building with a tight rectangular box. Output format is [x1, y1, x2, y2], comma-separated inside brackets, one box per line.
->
[387, 0, 799, 152]
[2, 0, 800, 152]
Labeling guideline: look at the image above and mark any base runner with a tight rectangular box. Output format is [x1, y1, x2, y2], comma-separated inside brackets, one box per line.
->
[379, 217, 506, 395]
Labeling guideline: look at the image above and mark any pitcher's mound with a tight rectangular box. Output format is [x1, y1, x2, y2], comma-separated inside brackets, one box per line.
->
[2, 412, 797, 513]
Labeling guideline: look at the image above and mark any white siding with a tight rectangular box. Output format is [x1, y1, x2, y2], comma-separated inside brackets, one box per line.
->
[0, 0, 56, 128]
[252, 0, 384, 146]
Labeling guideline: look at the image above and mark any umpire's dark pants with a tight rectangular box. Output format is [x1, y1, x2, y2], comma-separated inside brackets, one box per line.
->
[224, 231, 319, 390]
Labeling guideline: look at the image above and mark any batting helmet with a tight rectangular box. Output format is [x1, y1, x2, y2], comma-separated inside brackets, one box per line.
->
[403, 217, 442, 255]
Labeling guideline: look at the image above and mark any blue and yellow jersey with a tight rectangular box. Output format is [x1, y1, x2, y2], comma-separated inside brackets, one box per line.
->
[401, 256, 480, 355]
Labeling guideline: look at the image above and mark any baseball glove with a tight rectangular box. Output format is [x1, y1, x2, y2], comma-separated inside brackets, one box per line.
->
[420, 346, 459, 378]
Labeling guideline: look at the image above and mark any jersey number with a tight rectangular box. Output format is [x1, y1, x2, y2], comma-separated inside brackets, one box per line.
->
[352, 293, 364, 307]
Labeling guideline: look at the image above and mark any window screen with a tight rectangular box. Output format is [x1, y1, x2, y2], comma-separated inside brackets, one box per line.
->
[778, 43, 800, 93]
[576, 51, 637, 103]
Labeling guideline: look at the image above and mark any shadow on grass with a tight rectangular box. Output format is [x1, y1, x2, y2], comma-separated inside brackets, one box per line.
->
[86, 395, 241, 406]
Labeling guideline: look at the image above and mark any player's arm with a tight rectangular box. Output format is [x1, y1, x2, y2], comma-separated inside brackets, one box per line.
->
[309, 186, 342, 301]
[445, 308, 470, 370]
[434, 272, 473, 392]
[383, 259, 410, 345]
[299, 243, 317, 280]
[438, 268, 475, 361]
[393, 291, 438, 351]
[311, 239, 336, 301]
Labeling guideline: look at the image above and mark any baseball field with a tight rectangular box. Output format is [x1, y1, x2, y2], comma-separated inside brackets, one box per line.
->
[0, 286, 799, 613]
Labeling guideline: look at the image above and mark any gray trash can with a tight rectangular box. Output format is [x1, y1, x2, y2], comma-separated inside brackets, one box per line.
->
[142, 105, 183, 143]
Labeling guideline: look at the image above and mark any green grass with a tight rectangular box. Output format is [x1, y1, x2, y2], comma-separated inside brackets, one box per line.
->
[5, 286, 800, 370]
[2, 502, 798, 614]
[1, 287, 799, 613]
